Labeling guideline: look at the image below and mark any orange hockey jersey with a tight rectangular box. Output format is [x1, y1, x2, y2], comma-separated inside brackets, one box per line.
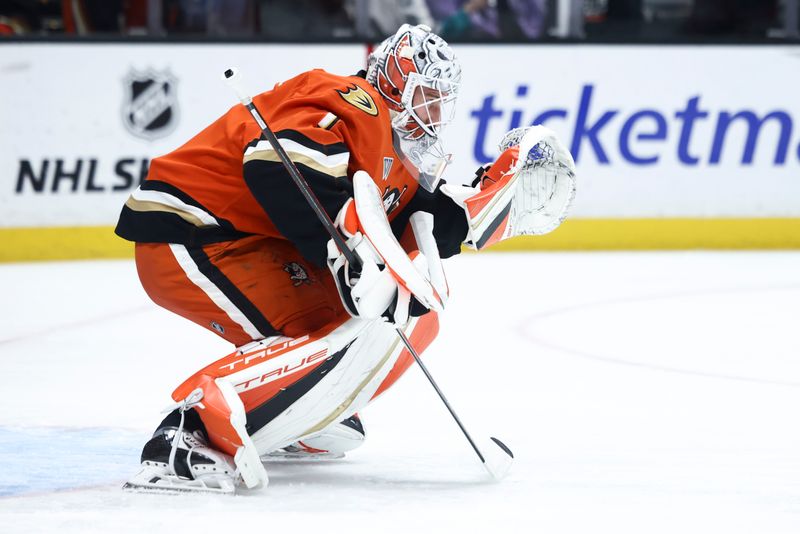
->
[116, 69, 466, 265]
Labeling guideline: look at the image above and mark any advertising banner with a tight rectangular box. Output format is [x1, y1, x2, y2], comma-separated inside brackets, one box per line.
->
[1, 43, 798, 258]
[449, 45, 800, 218]
[1, 43, 365, 228]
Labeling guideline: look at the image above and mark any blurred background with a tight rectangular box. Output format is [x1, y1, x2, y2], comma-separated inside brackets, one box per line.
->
[0, 0, 796, 41]
[1, 0, 799, 258]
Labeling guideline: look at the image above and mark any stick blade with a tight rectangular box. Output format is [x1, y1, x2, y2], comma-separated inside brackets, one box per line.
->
[482, 437, 514, 480]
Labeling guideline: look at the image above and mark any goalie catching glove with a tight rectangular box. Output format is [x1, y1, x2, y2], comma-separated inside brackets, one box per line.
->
[327, 172, 446, 324]
[441, 125, 577, 250]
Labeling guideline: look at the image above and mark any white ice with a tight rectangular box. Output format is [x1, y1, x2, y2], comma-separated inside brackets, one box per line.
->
[1, 252, 799, 533]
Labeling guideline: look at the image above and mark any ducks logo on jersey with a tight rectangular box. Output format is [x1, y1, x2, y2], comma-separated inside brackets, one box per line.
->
[337, 84, 378, 116]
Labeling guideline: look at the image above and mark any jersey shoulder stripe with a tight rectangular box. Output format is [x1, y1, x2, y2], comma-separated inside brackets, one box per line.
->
[244, 139, 349, 178]
[244, 129, 350, 179]
[244, 129, 349, 156]
[128, 184, 220, 228]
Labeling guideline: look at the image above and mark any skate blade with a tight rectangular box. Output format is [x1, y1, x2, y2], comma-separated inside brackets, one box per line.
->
[261, 451, 345, 462]
[121, 481, 231, 495]
[122, 471, 236, 495]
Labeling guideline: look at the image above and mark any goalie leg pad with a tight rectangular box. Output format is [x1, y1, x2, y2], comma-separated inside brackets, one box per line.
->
[245, 317, 401, 455]
[370, 311, 439, 399]
[204, 317, 435, 456]
[164, 314, 439, 472]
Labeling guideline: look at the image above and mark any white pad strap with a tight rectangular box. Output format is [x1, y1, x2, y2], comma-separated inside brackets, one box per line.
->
[214, 378, 269, 489]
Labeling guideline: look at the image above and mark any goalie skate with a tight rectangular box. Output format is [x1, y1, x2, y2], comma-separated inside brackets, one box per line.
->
[263, 414, 365, 462]
[122, 426, 240, 495]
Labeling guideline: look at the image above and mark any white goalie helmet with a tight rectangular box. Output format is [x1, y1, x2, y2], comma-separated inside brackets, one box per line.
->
[366, 24, 462, 191]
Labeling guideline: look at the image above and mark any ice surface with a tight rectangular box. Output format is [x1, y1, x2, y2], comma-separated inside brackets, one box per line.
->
[1, 253, 799, 533]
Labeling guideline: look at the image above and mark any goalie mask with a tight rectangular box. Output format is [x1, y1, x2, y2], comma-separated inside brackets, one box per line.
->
[367, 24, 461, 192]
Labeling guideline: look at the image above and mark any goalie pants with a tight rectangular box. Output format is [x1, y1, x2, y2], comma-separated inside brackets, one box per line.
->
[135, 236, 346, 347]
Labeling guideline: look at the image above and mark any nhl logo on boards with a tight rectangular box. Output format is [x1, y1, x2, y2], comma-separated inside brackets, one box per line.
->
[122, 69, 179, 140]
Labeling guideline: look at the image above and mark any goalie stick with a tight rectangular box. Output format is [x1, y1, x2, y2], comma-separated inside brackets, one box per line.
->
[222, 68, 513, 480]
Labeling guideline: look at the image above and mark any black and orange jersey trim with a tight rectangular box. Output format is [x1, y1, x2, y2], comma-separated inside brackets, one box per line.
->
[116, 180, 252, 247]
[243, 129, 353, 266]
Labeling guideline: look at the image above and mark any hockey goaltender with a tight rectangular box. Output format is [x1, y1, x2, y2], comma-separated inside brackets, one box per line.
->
[115, 24, 575, 494]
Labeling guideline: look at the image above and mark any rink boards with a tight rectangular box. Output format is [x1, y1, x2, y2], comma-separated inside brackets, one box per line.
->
[1, 43, 799, 261]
